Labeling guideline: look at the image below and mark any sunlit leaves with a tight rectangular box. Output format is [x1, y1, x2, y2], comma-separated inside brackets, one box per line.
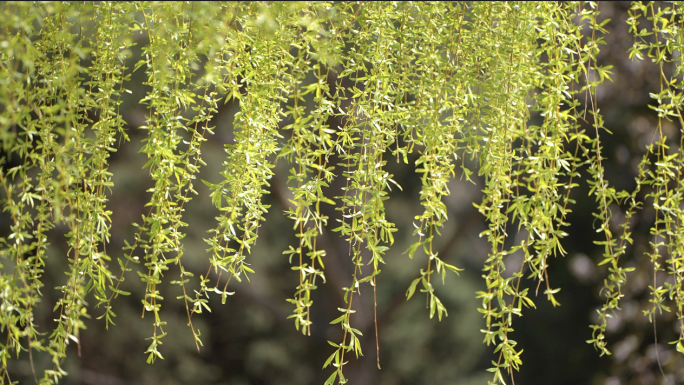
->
[3, 2, 684, 384]
[623, 0, 684, 358]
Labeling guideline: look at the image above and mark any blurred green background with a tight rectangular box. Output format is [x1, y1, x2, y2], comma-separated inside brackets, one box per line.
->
[5, 2, 684, 384]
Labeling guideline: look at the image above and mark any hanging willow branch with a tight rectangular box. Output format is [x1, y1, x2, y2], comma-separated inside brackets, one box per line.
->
[1, 1, 684, 384]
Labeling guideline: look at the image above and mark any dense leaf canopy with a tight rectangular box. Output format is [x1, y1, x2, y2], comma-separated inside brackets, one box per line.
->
[1, 1, 684, 384]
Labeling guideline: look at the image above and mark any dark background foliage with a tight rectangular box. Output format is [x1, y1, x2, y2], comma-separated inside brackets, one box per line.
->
[4, 2, 684, 385]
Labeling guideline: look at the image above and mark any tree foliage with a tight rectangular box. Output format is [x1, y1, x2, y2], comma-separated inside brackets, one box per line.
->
[0, 1, 683, 384]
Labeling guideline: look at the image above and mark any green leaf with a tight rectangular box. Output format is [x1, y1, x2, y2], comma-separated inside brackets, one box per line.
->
[406, 277, 421, 300]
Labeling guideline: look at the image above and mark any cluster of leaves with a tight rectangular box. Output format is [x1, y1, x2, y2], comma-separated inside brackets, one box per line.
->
[0, 2, 683, 385]
[624, 0, 684, 357]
